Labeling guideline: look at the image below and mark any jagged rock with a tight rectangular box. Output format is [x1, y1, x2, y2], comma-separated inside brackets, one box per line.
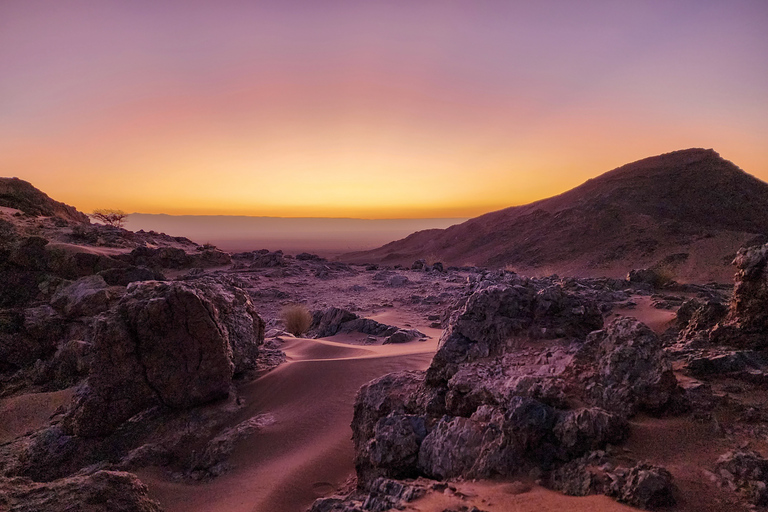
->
[0, 470, 163, 512]
[311, 307, 359, 337]
[98, 266, 165, 286]
[553, 408, 628, 457]
[250, 250, 286, 268]
[708, 243, 768, 349]
[427, 262, 444, 272]
[715, 450, 768, 505]
[383, 329, 424, 344]
[121, 246, 191, 269]
[357, 414, 426, 481]
[310, 307, 412, 339]
[551, 455, 675, 510]
[567, 317, 678, 416]
[686, 351, 766, 378]
[64, 280, 263, 437]
[427, 281, 602, 385]
[48, 340, 92, 386]
[729, 244, 768, 333]
[8, 236, 50, 270]
[411, 259, 426, 270]
[22, 305, 64, 345]
[352, 371, 428, 486]
[614, 463, 676, 509]
[417, 415, 511, 479]
[192, 249, 231, 267]
[188, 278, 265, 376]
[296, 252, 324, 261]
[187, 414, 273, 479]
[50, 275, 118, 318]
[308, 478, 426, 512]
[681, 301, 728, 338]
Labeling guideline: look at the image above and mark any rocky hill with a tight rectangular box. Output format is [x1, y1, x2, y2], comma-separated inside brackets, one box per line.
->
[0, 178, 89, 224]
[341, 149, 768, 282]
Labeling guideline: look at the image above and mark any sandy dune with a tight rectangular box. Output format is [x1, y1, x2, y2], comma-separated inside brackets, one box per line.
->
[138, 336, 438, 512]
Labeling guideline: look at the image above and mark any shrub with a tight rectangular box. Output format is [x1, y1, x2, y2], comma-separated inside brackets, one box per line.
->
[280, 304, 313, 337]
[90, 209, 127, 228]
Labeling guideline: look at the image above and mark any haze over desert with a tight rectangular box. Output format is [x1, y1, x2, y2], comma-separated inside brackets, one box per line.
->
[2, 2, 768, 512]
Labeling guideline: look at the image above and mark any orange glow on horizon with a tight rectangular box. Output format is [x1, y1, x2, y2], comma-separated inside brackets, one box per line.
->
[1, 1, 766, 219]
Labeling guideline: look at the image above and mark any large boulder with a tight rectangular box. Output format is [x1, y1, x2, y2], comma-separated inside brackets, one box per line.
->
[190, 278, 265, 375]
[427, 281, 602, 385]
[310, 307, 414, 339]
[567, 317, 679, 416]
[349, 277, 677, 504]
[417, 415, 512, 479]
[728, 243, 768, 333]
[709, 243, 768, 349]
[64, 280, 263, 437]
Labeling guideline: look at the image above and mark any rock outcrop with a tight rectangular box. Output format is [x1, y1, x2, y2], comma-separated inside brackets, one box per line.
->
[64, 280, 264, 437]
[310, 307, 424, 341]
[0, 177, 89, 224]
[350, 275, 677, 502]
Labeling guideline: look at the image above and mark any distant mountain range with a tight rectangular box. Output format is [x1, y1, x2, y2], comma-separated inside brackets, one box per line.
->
[124, 214, 467, 255]
[341, 149, 768, 283]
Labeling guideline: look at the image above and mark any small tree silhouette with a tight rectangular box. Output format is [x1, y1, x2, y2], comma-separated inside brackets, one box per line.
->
[90, 209, 128, 228]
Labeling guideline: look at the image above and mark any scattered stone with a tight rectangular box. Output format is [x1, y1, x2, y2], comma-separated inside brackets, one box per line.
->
[387, 275, 409, 287]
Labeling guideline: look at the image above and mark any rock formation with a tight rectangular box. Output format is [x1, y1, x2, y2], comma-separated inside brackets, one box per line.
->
[345, 273, 679, 509]
[64, 279, 264, 437]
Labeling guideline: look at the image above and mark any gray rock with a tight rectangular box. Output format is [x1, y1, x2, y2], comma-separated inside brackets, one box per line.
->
[383, 329, 424, 344]
[614, 463, 676, 509]
[50, 275, 118, 318]
[567, 317, 678, 416]
[553, 408, 628, 457]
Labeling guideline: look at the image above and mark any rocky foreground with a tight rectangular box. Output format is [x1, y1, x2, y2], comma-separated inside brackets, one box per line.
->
[311, 244, 768, 512]
[2, 179, 768, 511]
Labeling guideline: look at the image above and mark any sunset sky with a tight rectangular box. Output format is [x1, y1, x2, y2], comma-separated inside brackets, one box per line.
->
[1, 1, 767, 218]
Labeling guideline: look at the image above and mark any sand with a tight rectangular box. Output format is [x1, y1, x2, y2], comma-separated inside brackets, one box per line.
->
[138, 336, 439, 512]
[0, 388, 74, 444]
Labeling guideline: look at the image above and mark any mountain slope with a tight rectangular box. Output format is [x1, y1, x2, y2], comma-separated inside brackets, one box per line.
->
[0, 178, 89, 224]
[340, 149, 768, 282]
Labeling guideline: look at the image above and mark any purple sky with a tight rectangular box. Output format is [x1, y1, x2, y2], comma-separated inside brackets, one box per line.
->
[1, 1, 766, 217]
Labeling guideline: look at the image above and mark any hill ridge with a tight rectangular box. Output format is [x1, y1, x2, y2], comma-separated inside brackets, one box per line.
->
[340, 148, 768, 282]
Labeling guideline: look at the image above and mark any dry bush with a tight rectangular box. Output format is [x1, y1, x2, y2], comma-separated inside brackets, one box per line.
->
[652, 266, 676, 287]
[90, 209, 128, 228]
[280, 304, 313, 337]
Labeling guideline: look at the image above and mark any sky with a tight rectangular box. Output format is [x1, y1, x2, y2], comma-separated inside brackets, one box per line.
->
[1, 0, 767, 218]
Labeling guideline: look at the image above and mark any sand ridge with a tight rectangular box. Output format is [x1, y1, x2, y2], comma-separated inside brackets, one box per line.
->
[138, 334, 437, 512]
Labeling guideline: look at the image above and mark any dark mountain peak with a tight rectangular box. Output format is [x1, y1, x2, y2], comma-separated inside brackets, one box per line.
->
[341, 148, 768, 282]
[0, 177, 89, 224]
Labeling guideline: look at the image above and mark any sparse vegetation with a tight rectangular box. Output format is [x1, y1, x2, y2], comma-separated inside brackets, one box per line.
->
[90, 209, 128, 228]
[280, 304, 313, 337]
[651, 266, 676, 287]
